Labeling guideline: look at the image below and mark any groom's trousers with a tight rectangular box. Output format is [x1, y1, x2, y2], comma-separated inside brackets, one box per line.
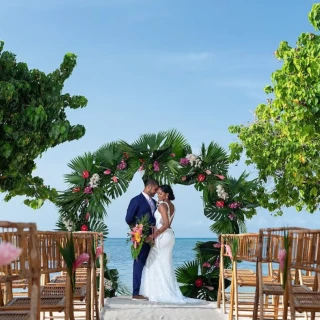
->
[133, 243, 150, 295]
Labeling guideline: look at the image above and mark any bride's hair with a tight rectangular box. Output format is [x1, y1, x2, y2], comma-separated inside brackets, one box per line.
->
[159, 185, 175, 201]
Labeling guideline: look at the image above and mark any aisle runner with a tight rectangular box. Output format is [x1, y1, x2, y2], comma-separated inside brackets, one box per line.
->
[100, 296, 228, 320]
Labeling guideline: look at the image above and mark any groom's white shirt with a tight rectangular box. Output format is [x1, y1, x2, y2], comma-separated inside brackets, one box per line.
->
[142, 191, 152, 202]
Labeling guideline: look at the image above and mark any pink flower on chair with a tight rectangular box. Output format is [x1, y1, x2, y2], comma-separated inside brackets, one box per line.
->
[278, 249, 286, 272]
[95, 247, 103, 259]
[73, 253, 90, 271]
[0, 242, 22, 266]
[225, 244, 233, 260]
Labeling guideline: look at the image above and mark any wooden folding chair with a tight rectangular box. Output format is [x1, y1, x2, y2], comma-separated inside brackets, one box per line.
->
[284, 229, 320, 320]
[0, 221, 40, 320]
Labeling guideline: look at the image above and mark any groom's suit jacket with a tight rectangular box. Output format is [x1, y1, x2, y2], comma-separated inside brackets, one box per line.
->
[125, 193, 156, 235]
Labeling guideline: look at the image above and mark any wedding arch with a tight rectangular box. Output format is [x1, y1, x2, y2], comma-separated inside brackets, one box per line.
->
[55, 129, 260, 299]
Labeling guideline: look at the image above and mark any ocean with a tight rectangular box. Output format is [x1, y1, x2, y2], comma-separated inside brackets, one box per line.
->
[105, 238, 215, 291]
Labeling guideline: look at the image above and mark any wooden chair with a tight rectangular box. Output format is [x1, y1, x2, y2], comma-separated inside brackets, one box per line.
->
[218, 233, 267, 320]
[253, 227, 310, 320]
[284, 229, 320, 320]
[0, 221, 40, 320]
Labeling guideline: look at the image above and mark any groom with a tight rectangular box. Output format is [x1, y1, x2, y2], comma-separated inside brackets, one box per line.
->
[125, 179, 159, 300]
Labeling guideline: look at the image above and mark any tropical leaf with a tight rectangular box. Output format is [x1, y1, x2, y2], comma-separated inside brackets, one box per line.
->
[175, 260, 199, 284]
[88, 215, 109, 239]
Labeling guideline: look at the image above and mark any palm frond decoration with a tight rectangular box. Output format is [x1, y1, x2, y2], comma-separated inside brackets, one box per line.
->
[203, 171, 260, 235]
[119, 129, 189, 184]
[175, 260, 199, 284]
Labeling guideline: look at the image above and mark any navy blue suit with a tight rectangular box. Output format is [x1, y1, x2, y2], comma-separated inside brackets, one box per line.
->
[125, 193, 156, 296]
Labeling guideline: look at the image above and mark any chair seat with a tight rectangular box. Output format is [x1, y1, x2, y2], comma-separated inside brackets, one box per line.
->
[0, 312, 30, 320]
[293, 292, 320, 312]
[224, 269, 255, 279]
[40, 285, 86, 300]
[237, 275, 277, 287]
[50, 275, 87, 284]
[263, 284, 310, 295]
[0, 297, 65, 312]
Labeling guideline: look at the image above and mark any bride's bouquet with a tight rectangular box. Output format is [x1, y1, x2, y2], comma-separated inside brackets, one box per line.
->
[127, 214, 153, 260]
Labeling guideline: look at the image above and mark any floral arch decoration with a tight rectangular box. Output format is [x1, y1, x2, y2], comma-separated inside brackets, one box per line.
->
[56, 129, 260, 238]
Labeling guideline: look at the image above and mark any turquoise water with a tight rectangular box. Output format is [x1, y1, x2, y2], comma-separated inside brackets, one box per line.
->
[105, 238, 215, 290]
[105, 237, 255, 292]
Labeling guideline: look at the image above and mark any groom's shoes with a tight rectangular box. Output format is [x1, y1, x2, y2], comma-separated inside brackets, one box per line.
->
[132, 295, 149, 301]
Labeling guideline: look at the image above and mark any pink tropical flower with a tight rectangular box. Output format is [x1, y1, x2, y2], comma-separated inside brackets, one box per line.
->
[85, 213, 90, 221]
[204, 286, 214, 291]
[179, 158, 189, 166]
[214, 174, 225, 180]
[225, 244, 233, 260]
[205, 170, 212, 175]
[153, 161, 160, 172]
[229, 202, 241, 209]
[278, 249, 286, 272]
[181, 176, 187, 181]
[111, 176, 118, 183]
[202, 262, 211, 268]
[84, 186, 93, 194]
[104, 169, 112, 175]
[138, 165, 144, 171]
[117, 160, 127, 170]
[228, 213, 236, 220]
[0, 242, 22, 266]
[95, 247, 103, 259]
[213, 243, 221, 248]
[73, 253, 90, 271]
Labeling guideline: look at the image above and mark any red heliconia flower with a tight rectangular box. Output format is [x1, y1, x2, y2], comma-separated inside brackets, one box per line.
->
[82, 170, 90, 179]
[195, 278, 203, 288]
[216, 201, 225, 208]
[72, 187, 80, 193]
[197, 173, 206, 182]
[80, 225, 89, 232]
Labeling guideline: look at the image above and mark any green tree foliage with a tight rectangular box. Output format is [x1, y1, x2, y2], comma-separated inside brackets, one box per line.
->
[229, 4, 320, 214]
[0, 41, 87, 208]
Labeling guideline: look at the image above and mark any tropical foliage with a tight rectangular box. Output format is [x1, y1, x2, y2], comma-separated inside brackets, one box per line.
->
[229, 3, 320, 214]
[56, 129, 260, 299]
[204, 172, 260, 235]
[56, 129, 259, 237]
[0, 41, 87, 209]
[175, 240, 231, 301]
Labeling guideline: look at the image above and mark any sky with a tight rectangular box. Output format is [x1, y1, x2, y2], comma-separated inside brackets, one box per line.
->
[0, 0, 319, 237]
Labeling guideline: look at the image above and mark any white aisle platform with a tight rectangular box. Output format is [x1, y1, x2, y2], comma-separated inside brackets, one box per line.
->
[100, 296, 228, 320]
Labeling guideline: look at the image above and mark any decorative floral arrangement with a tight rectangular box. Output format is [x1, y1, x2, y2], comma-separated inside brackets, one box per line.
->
[59, 232, 90, 292]
[127, 214, 153, 260]
[278, 229, 289, 289]
[204, 172, 260, 235]
[175, 240, 231, 301]
[0, 242, 22, 266]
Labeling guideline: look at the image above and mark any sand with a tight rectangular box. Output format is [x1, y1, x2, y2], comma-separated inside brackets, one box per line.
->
[100, 296, 228, 320]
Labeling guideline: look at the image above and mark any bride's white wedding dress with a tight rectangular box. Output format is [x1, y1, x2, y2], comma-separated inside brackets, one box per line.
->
[140, 202, 199, 304]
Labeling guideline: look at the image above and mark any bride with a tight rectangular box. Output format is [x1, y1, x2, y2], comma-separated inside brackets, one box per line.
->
[140, 184, 198, 303]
